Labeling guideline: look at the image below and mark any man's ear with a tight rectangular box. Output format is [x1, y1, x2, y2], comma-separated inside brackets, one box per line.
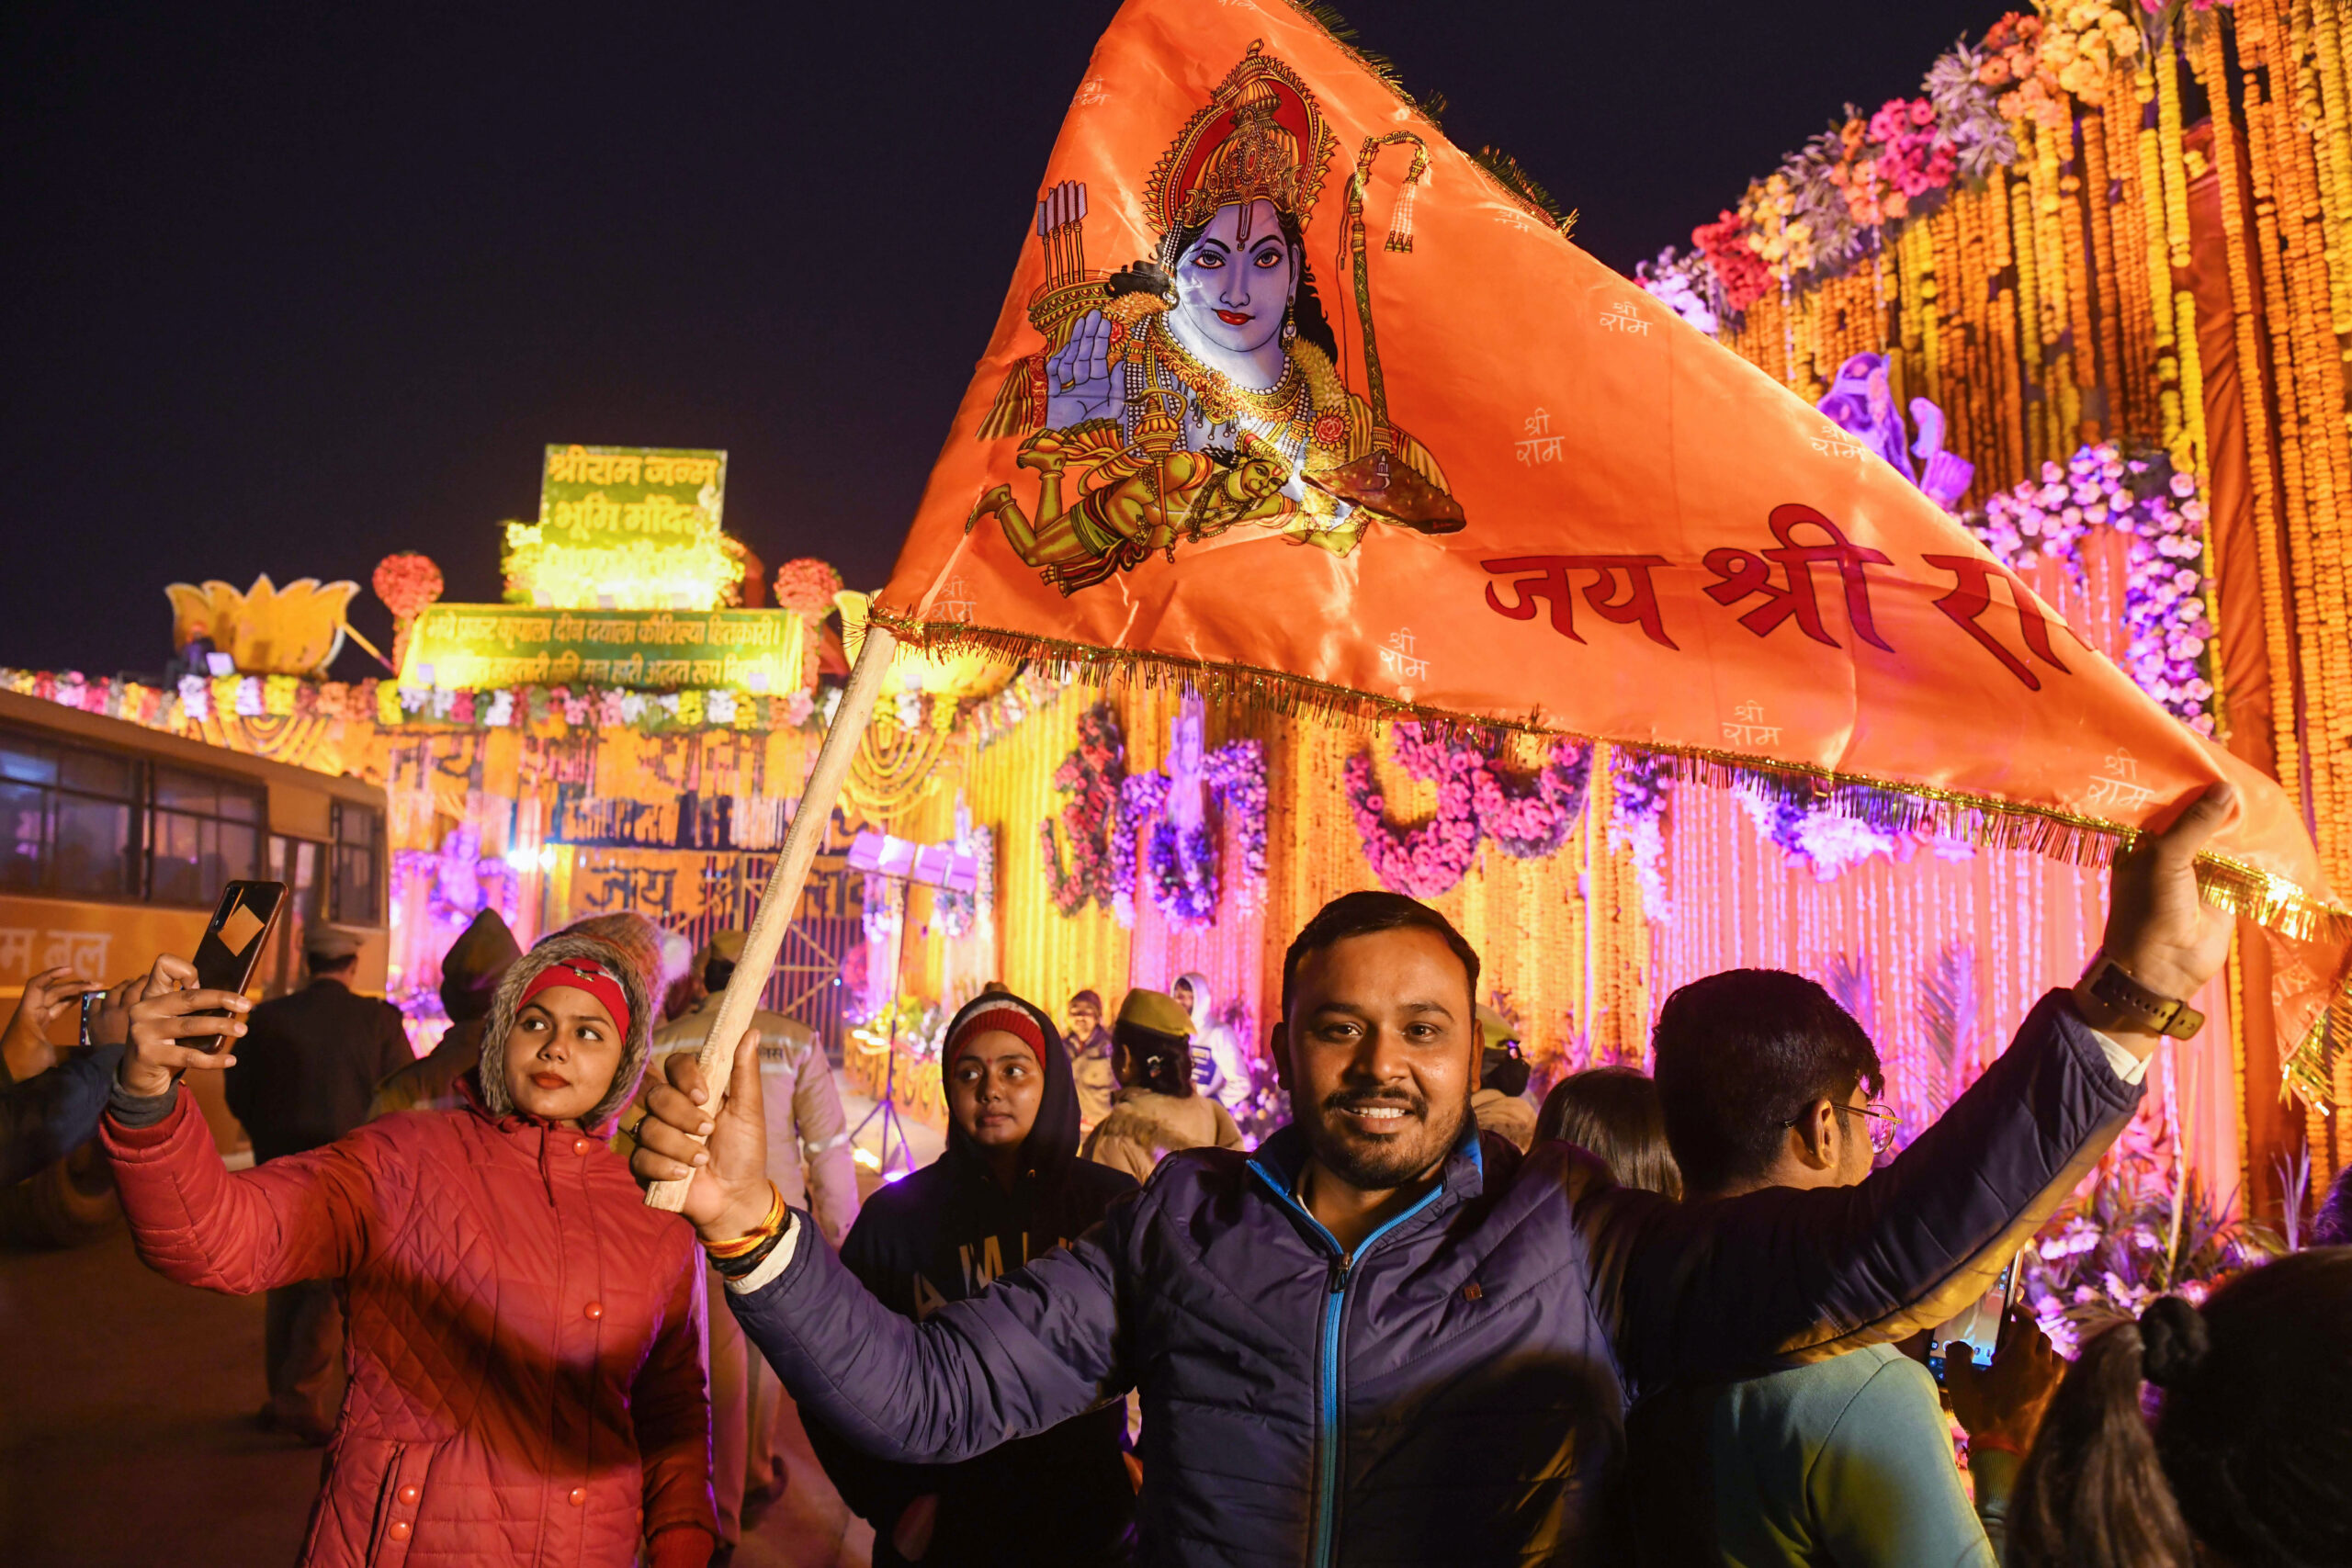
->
[1792, 1097, 1839, 1172]
[1269, 1021, 1293, 1098]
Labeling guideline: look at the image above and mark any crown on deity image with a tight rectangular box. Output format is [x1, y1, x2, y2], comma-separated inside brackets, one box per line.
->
[1144, 41, 1335, 239]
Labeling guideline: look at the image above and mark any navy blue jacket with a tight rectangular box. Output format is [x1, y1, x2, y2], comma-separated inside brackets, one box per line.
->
[1, 1044, 123, 1187]
[733, 992, 2135, 1567]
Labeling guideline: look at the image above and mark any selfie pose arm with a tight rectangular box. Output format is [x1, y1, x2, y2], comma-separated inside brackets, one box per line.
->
[101, 959, 387, 1293]
[631, 1047, 1129, 1464]
[1600, 784, 2236, 1388]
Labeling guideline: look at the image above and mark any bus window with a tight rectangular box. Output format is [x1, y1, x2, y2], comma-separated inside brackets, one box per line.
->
[0, 728, 142, 898]
[150, 765, 265, 908]
[331, 801, 382, 924]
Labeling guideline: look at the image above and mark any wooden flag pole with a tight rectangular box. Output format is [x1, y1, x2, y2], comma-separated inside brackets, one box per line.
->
[643, 623, 898, 1213]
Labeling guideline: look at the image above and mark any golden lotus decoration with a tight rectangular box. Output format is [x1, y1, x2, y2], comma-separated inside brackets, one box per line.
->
[165, 575, 359, 678]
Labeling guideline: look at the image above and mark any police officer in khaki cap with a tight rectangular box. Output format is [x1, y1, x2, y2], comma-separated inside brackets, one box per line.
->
[1080, 987, 1244, 1183]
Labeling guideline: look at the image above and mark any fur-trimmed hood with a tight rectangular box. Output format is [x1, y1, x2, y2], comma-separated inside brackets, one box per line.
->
[476, 932, 656, 1132]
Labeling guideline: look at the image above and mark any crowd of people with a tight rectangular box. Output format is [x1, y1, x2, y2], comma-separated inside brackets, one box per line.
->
[3, 777, 2350, 1566]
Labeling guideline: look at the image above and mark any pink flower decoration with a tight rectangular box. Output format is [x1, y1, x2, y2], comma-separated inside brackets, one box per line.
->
[1346, 725, 1591, 897]
[1970, 442, 2215, 731]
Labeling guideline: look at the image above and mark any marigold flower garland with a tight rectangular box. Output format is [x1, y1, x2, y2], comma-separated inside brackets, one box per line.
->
[769, 558, 843, 612]
[1637, 3, 2204, 338]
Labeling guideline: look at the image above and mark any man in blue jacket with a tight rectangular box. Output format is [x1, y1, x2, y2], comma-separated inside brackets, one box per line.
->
[632, 783, 2236, 1567]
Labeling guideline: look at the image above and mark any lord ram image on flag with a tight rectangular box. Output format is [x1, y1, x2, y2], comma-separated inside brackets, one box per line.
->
[967, 41, 1462, 595]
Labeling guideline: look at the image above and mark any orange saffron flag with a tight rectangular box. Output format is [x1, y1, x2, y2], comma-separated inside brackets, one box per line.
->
[870, 0, 2346, 1045]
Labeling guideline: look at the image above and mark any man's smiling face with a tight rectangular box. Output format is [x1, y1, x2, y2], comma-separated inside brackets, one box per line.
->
[1281, 925, 1478, 1194]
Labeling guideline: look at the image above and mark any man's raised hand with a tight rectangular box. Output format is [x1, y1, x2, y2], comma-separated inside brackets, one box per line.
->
[629, 1031, 773, 1245]
[2090, 779, 2237, 1052]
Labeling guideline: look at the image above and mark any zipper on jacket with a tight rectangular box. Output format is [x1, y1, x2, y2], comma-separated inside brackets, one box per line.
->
[1308, 1258, 1347, 1568]
[1251, 1162, 1448, 1568]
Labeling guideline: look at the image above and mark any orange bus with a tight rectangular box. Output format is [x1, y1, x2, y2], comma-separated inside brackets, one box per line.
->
[0, 686, 389, 1180]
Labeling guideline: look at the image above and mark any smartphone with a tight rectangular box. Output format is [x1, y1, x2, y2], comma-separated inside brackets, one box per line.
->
[1926, 1251, 2022, 1386]
[77, 987, 104, 1048]
[187, 880, 288, 1052]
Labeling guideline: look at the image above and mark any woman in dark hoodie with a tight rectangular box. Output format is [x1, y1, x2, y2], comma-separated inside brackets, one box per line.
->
[808, 991, 1139, 1567]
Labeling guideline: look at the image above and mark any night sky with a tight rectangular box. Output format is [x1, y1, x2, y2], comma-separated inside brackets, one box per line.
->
[2, 1, 1993, 680]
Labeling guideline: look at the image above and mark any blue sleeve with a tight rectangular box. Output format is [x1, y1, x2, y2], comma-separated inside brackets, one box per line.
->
[1808, 1357, 1994, 1568]
[729, 1203, 1131, 1465]
[799, 1194, 945, 1529]
[1596, 990, 2142, 1388]
[0, 1046, 123, 1187]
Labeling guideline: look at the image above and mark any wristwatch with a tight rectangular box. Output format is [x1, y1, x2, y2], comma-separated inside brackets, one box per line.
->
[2075, 953, 2205, 1040]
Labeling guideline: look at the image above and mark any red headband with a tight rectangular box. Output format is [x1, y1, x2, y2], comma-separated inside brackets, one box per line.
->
[519, 957, 632, 1043]
[949, 1004, 1046, 1067]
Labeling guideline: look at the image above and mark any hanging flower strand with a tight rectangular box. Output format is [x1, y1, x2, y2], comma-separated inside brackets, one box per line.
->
[1038, 705, 1126, 917]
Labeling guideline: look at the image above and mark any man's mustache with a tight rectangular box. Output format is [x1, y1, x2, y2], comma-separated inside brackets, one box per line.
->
[1322, 1089, 1427, 1119]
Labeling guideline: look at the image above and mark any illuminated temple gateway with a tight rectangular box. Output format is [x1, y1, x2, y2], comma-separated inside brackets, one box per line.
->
[3, 3, 2347, 1313]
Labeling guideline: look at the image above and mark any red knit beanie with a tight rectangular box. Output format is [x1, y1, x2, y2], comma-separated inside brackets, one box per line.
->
[948, 1003, 1047, 1067]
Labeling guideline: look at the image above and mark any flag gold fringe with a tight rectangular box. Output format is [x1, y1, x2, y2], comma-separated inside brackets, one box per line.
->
[2281, 983, 2350, 1111]
[872, 607, 2352, 946]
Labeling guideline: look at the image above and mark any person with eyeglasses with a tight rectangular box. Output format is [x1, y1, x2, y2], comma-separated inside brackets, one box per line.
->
[1630, 967, 2066, 1566]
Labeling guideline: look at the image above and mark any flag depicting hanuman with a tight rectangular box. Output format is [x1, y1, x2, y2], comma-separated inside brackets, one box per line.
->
[968, 41, 1461, 594]
[874, 0, 2346, 1048]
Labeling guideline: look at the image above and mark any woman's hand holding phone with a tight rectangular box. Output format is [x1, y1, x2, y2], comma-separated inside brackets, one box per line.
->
[85, 975, 143, 1048]
[1945, 1308, 2065, 1455]
[119, 953, 251, 1098]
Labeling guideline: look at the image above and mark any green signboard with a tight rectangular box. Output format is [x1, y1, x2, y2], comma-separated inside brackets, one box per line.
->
[398, 604, 803, 693]
[538, 445, 728, 547]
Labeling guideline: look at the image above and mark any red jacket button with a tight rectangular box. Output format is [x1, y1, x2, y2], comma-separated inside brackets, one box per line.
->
[568, 1486, 587, 1506]
[572, 1136, 592, 1155]
[397, 1483, 419, 1505]
[583, 1302, 603, 1320]
[388, 1521, 412, 1540]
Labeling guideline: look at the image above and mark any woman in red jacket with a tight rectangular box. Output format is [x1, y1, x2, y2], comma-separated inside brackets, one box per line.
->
[105, 935, 719, 1568]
